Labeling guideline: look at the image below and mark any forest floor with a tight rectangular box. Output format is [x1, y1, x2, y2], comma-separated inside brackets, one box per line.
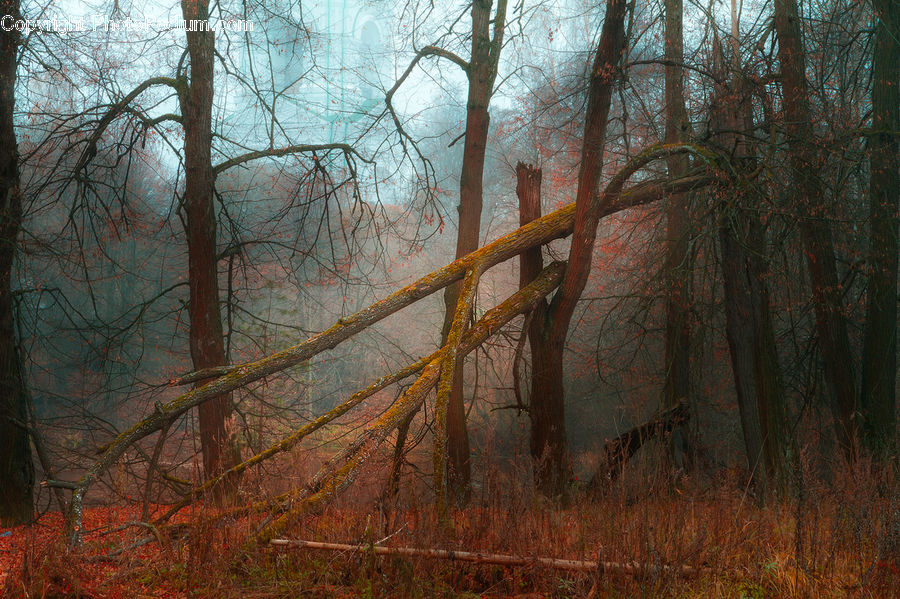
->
[1, 474, 897, 598]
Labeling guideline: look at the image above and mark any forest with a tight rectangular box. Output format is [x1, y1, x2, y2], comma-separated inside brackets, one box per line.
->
[0, 0, 897, 596]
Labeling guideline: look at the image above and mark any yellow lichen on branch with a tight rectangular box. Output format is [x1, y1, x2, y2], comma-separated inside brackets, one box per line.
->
[155, 355, 435, 525]
[433, 266, 482, 519]
[254, 262, 567, 542]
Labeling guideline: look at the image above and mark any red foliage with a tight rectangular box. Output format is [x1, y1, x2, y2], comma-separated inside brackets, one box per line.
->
[1, 506, 189, 598]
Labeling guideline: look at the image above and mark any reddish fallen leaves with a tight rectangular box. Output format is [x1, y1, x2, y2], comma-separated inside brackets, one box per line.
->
[1, 505, 189, 599]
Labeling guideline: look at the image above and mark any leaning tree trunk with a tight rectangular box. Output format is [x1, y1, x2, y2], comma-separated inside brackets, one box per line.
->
[0, 0, 33, 527]
[439, 0, 507, 504]
[180, 0, 240, 496]
[773, 0, 857, 456]
[662, 0, 693, 470]
[860, 0, 899, 456]
[533, 0, 631, 500]
[516, 163, 565, 495]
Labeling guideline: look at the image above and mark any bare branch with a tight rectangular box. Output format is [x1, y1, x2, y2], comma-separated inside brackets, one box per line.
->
[213, 143, 372, 176]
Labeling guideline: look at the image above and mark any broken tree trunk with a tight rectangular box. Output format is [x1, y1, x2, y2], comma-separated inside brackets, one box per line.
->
[516, 162, 565, 497]
[590, 400, 690, 486]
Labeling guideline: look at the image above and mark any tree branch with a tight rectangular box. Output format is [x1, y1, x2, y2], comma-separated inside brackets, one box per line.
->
[212, 143, 371, 176]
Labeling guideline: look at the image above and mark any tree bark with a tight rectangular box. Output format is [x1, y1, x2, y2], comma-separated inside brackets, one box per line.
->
[0, 0, 33, 527]
[712, 12, 790, 498]
[860, 0, 899, 455]
[533, 0, 631, 500]
[440, 0, 508, 504]
[180, 0, 239, 496]
[516, 163, 566, 496]
[662, 0, 693, 472]
[773, 0, 857, 456]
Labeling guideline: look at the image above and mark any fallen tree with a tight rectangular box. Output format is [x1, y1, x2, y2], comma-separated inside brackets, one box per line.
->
[65, 143, 726, 546]
[269, 538, 701, 578]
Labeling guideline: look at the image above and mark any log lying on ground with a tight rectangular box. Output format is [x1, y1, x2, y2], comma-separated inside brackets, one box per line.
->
[66, 147, 720, 544]
[269, 539, 700, 578]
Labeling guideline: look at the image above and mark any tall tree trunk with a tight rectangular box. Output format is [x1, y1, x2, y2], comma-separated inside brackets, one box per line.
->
[718, 175, 789, 496]
[711, 7, 790, 498]
[662, 0, 693, 469]
[516, 163, 565, 494]
[0, 0, 33, 526]
[180, 0, 239, 496]
[531, 0, 630, 500]
[773, 0, 857, 456]
[860, 0, 899, 455]
[439, 0, 507, 504]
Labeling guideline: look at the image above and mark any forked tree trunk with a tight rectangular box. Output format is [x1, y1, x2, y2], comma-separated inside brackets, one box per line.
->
[516, 163, 565, 494]
[440, 0, 507, 504]
[860, 0, 898, 455]
[0, 0, 33, 526]
[773, 0, 857, 456]
[532, 0, 631, 500]
[180, 0, 240, 496]
[662, 0, 693, 470]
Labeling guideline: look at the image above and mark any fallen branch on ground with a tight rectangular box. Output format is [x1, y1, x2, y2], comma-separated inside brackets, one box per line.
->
[269, 539, 701, 578]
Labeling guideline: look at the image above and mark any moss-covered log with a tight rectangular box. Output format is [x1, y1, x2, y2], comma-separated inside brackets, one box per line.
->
[155, 355, 435, 525]
[255, 261, 567, 542]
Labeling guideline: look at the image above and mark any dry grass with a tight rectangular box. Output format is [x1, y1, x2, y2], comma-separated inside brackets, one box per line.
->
[3, 456, 897, 599]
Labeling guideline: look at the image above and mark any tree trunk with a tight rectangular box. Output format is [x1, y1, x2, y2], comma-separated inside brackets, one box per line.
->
[773, 0, 857, 456]
[0, 0, 33, 526]
[719, 215, 789, 496]
[534, 0, 631, 500]
[662, 0, 693, 470]
[439, 0, 507, 504]
[180, 0, 239, 496]
[860, 0, 898, 455]
[711, 10, 790, 498]
[516, 163, 566, 495]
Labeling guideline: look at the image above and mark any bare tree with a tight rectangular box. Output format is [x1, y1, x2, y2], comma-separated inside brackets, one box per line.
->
[525, 0, 630, 499]
[711, 12, 789, 497]
[0, 0, 33, 526]
[438, 0, 509, 503]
